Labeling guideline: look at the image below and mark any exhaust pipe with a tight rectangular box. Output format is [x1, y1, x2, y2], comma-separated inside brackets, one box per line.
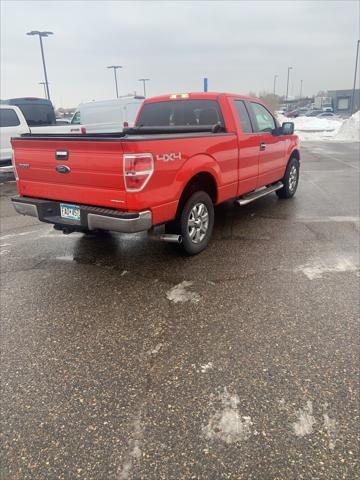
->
[148, 229, 182, 243]
[159, 234, 182, 243]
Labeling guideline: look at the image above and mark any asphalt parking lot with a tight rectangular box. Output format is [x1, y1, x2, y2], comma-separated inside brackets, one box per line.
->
[0, 141, 359, 480]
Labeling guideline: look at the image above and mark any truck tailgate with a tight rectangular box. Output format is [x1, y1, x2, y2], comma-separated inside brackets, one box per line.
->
[12, 138, 127, 209]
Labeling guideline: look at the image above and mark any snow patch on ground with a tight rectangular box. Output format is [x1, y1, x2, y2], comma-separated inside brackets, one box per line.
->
[296, 256, 358, 280]
[166, 281, 200, 303]
[276, 111, 359, 142]
[293, 400, 316, 437]
[148, 343, 163, 355]
[200, 362, 213, 373]
[203, 388, 253, 444]
[323, 413, 337, 450]
[118, 415, 142, 479]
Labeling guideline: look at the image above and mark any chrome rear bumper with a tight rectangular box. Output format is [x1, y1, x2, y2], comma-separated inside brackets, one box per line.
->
[86, 211, 152, 233]
[12, 196, 152, 234]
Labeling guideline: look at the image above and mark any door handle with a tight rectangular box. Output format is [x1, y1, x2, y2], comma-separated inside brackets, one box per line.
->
[259, 142, 266, 151]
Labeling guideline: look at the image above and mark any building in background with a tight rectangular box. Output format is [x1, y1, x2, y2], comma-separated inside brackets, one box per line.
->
[328, 89, 360, 115]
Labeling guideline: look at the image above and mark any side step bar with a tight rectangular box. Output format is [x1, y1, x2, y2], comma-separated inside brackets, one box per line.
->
[237, 182, 283, 206]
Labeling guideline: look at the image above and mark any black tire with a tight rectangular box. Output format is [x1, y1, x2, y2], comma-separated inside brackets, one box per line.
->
[177, 191, 214, 255]
[276, 156, 300, 199]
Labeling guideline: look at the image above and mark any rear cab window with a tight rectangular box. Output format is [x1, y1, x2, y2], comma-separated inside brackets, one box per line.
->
[17, 104, 55, 126]
[136, 100, 225, 128]
[0, 109, 20, 127]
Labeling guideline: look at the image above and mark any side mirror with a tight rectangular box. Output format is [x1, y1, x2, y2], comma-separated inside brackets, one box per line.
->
[282, 122, 294, 135]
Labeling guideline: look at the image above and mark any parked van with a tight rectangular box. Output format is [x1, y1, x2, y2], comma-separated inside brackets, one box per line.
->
[70, 96, 145, 133]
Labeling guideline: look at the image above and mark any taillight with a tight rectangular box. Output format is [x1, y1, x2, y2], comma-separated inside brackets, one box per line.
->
[11, 151, 19, 180]
[81, 127, 87, 134]
[123, 121, 129, 128]
[123, 153, 154, 192]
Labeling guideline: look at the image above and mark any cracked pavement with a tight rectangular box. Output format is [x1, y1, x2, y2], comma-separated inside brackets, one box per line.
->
[0, 141, 359, 479]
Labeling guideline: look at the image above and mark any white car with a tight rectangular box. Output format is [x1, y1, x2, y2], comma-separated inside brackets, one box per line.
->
[0, 105, 82, 173]
[316, 112, 338, 119]
[0, 106, 29, 172]
[70, 96, 145, 133]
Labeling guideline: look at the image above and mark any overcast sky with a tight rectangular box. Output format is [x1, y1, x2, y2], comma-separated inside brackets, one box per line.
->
[1, 0, 359, 107]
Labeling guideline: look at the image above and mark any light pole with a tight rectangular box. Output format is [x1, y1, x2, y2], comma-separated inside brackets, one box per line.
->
[138, 78, 150, 97]
[107, 65, 122, 98]
[286, 66, 293, 101]
[273, 74, 278, 95]
[27, 30, 53, 101]
[350, 39, 360, 115]
[38, 82, 47, 98]
[299, 79, 303, 99]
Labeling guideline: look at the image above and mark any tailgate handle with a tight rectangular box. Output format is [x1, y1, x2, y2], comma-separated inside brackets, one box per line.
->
[55, 150, 69, 160]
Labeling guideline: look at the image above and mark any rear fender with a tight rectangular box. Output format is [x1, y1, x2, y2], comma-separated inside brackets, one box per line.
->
[174, 153, 221, 201]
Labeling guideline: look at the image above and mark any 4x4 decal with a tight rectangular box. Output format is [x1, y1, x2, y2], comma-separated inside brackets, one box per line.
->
[156, 152, 182, 162]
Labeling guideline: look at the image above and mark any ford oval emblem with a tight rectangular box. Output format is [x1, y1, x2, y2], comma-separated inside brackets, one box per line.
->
[56, 165, 71, 174]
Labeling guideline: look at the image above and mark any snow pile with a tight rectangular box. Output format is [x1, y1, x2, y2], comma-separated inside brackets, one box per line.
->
[336, 111, 360, 141]
[276, 111, 359, 142]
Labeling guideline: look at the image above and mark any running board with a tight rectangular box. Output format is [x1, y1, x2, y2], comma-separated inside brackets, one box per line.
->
[237, 182, 283, 206]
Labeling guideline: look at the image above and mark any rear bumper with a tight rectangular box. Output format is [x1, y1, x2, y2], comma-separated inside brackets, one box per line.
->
[11, 196, 152, 233]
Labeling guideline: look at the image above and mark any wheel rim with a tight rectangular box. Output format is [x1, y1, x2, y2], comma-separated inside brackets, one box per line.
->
[289, 165, 298, 192]
[187, 202, 209, 244]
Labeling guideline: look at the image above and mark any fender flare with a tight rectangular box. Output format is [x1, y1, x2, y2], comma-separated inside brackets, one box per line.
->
[173, 153, 222, 201]
[286, 141, 300, 163]
[289, 147, 300, 161]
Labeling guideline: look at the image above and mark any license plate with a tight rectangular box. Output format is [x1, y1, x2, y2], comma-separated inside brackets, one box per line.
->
[60, 203, 81, 221]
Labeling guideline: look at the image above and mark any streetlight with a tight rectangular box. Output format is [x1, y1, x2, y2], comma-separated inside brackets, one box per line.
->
[299, 79, 303, 99]
[350, 39, 360, 115]
[286, 66, 293, 101]
[27, 31, 53, 101]
[138, 78, 150, 97]
[273, 74, 278, 95]
[107, 65, 122, 98]
[38, 82, 48, 98]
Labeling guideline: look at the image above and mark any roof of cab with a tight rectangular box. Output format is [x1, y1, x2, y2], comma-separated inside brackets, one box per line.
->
[144, 92, 256, 103]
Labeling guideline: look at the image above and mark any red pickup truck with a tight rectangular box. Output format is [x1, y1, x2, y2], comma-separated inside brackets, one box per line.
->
[11, 92, 299, 254]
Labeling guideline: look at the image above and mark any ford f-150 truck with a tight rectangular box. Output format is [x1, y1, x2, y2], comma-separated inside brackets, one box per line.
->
[11, 92, 299, 255]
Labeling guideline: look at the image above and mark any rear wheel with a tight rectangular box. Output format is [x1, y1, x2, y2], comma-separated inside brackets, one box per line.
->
[177, 191, 214, 255]
[276, 157, 300, 199]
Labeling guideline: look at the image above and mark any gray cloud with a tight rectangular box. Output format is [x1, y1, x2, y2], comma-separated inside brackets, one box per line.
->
[1, 0, 359, 107]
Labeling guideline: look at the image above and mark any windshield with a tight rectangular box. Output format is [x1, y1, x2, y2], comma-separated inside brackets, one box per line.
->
[71, 111, 81, 124]
[136, 100, 224, 127]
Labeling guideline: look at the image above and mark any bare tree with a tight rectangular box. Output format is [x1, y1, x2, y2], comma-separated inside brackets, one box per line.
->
[258, 91, 281, 112]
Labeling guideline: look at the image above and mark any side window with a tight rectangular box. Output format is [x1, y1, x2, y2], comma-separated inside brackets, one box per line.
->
[234, 100, 253, 133]
[0, 109, 20, 127]
[250, 102, 275, 133]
